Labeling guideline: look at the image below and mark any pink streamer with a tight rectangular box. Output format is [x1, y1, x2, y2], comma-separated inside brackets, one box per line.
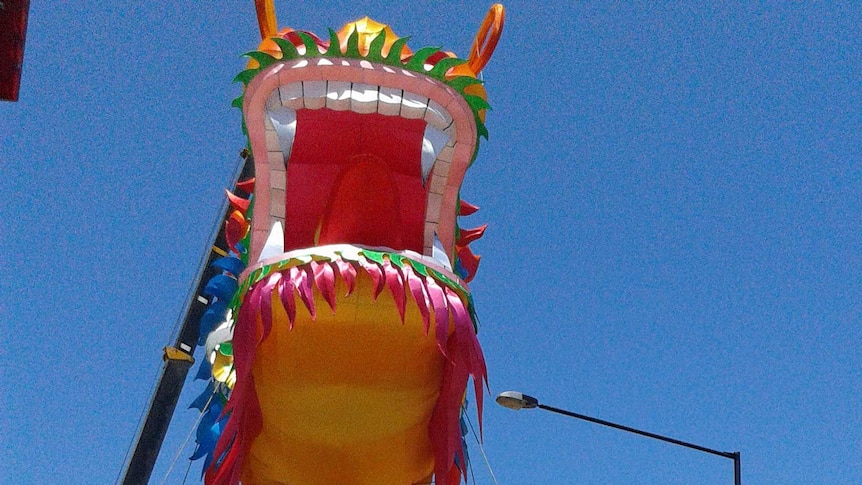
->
[383, 260, 407, 323]
[312, 260, 337, 313]
[424, 277, 451, 357]
[358, 257, 385, 299]
[208, 280, 265, 485]
[446, 286, 487, 436]
[402, 265, 431, 334]
[258, 273, 279, 342]
[276, 274, 297, 329]
[335, 259, 356, 296]
[293, 266, 316, 319]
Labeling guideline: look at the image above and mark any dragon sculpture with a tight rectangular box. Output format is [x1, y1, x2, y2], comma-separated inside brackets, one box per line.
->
[190, 2, 504, 484]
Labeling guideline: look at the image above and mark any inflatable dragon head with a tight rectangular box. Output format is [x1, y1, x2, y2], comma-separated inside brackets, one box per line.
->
[192, 3, 504, 484]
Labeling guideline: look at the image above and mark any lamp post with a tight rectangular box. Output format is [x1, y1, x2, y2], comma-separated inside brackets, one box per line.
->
[496, 391, 741, 485]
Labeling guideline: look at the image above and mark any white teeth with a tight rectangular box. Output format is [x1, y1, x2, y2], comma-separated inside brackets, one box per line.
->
[303, 80, 327, 109]
[421, 125, 450, 184]
[378, 86, 403, 116]
[265, 81, 455, 129]
[350, 83, 378, 114]
[400, 92, 428, 119]
[431, 232, 452, 271]
[326, 81, 351, 111]
[424, 99, 452, 130]
[258, 221, 285, 262]
[279, 82, 304, 110]
[266, 106, 297, 160]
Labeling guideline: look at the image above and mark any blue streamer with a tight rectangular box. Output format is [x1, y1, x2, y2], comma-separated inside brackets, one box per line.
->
[203, 274, 239, 300]
[457, 403, 471, 472]
[454, 258, 469, 280]
[212, 256, 245, 276]
[195, 357, 213, 381]
[192, 401, 227, 470]
[198, 301, 229, 345]
[189, 381, 216, 411]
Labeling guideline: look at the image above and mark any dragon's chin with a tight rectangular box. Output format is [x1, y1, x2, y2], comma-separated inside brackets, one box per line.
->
[213, 247, 480, 485]
[245, 269, 444, 485]
[202, 244, 486, 485]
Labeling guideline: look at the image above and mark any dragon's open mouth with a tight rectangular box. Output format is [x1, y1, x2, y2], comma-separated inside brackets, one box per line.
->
[265, 76, 456, 256]
[243, 57, 479, 271]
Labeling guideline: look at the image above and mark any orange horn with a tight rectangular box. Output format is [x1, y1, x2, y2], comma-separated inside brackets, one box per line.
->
[467, 3, 505, 74]
[255, 0, 278, 39]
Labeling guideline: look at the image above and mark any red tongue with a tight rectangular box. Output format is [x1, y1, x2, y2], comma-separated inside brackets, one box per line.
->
[319, 155, 402, 248]
[283, 109, 429, 253]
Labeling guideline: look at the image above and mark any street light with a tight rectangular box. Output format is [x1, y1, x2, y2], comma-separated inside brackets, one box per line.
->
[496, 391, 741, 485]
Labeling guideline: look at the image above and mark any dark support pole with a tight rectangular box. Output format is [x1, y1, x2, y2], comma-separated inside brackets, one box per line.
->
[538, 403, 741, 485]
[733, 452, 741, 485]
[121, 356, 194, 485]
[120, 153, 253, 485]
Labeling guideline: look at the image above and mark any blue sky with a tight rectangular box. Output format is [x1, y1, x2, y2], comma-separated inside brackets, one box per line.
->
[2, 2, 860, 484]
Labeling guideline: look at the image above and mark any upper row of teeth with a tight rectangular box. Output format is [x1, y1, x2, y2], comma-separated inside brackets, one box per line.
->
[267, 80, 457, 134]
[264, 81, 458, 184]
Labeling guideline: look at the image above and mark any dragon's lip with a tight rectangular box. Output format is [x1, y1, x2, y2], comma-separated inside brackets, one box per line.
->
[246, 58, 476, 269]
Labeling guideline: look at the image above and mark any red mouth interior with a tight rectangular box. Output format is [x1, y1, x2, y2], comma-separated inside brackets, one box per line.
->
[283, 109, 429, 253]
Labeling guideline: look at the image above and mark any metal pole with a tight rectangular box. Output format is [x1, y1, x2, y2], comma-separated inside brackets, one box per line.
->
[537, 403, 740, 485]
[120, 153, 253, 484]
[121, 356, 194, 485]
[733, 452, 741, 485]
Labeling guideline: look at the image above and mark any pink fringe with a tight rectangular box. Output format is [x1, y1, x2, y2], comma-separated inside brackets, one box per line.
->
[383, 260, 407, 323]
[311, 261, 337, 312]
[403, 264, 431, 334]
[207, 282, 264, 485]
